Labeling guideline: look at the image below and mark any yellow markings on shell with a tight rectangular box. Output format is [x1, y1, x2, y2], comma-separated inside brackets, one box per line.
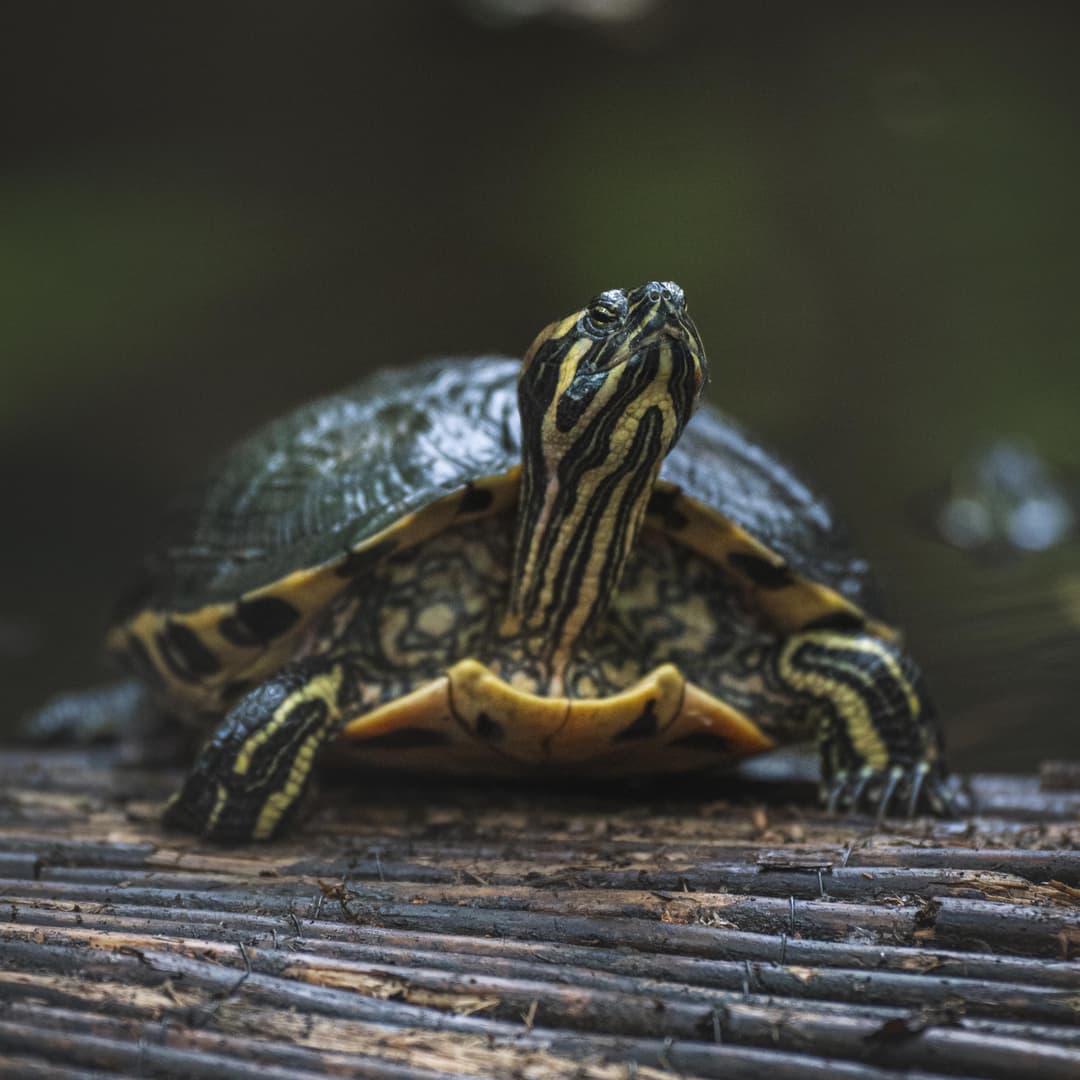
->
[646, 482, 899, 644]
[778, 631, 918, 772]
[110, 469, 522, 715]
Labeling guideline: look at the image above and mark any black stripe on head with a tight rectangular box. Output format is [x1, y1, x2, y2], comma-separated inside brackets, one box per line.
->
[514, 344, 562, 549]
[667, 340, 703, 440]
[544, 401, 666, 650]
[555, 369, 609, 432]
[590, 403, 665, 615]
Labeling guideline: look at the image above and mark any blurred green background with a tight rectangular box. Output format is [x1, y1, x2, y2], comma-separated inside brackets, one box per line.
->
[2, 2, 1078, 769]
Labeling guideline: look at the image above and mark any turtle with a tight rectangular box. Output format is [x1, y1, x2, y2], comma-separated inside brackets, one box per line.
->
[42, 281, 957, 841]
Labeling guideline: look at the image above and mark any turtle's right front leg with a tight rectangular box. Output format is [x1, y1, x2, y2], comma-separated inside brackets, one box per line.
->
[163, 657, 352, 842]
[773, 629, 965, 819]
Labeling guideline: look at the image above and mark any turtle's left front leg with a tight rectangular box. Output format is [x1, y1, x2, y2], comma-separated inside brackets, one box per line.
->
[163, 656, 354, 842]
[774, 630, 964, 819]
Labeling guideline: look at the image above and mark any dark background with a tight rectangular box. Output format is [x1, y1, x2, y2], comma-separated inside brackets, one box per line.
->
[2, 2, 1078, 768]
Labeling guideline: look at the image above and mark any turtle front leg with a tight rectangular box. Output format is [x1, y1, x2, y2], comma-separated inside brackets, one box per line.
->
[163, 658, 352, 842]
[775, 630, 964, 819]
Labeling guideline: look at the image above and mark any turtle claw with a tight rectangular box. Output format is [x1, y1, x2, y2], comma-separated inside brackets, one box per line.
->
[823, 760, 963, 821]
[825, 770, 850, 814]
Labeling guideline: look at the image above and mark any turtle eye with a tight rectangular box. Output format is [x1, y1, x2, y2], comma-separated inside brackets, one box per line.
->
[589, 301, 619, 326]
[583, 292, 626, 335]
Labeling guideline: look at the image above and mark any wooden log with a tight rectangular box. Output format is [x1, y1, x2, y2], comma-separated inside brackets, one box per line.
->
[0, 1016, 456, 1080]
[0, 1003, 969, 1080]
[2, 747, 1079, 1079]
[713, 1002, 1080, 1080]
[0, 1051, 119, 1080]
[929, 895, 1080, 958]
[20, 854, 1061, 902]
[6, 918, 1077, 1038]
[5, 878, 1078, 987]
[31, 847, 1072, 959]
[842, 846, 1080, 886]
[7, 829, 1080, 891]
[6, 904, 1077, 1024]
[3, 930, 1077, 1080]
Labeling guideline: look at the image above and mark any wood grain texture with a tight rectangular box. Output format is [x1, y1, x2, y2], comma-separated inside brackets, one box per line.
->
[0, 749, 1078, 1078]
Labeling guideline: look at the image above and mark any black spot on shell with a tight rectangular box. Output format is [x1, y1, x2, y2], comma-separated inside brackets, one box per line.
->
[669, 731, 736, 752]
[356, 727, 452, 749]
[727, 552, 795, 590]
[474, 712, 504, 741]
[459, 484, 495, 515]
[219, 596, 302, 647]
[156, 620, 221, 682]
[612, 699, 659, 742]
[801, 610, 867, 633]
[646, 488, 689, 530]
[336, 539, 397, 579]
[120, 633, 165, 690]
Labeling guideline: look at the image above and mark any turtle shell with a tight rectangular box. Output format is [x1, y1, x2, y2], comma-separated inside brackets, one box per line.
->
[109, 357, 887, 711]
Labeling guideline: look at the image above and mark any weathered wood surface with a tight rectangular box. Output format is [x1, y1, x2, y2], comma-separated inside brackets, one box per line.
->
[0, 750, 1078, 1079]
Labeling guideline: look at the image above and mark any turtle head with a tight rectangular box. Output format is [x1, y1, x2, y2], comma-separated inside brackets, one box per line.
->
[518, 280, 706, 451]
[507, 282, 707, 681]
